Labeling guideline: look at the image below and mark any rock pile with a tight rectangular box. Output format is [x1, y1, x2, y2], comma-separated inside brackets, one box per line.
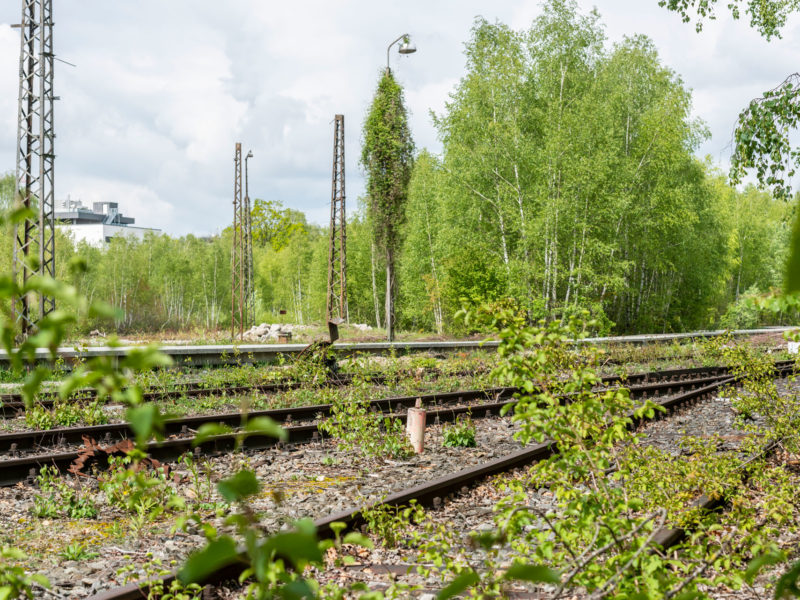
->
[243, 322, 372, 342]
[243, 322, 302, 342]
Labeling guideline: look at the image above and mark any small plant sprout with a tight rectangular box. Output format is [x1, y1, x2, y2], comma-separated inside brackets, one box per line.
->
[442, 414, 477, 448]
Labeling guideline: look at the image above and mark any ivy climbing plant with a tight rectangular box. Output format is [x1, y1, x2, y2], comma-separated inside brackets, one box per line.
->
[360, 68, 414, 342]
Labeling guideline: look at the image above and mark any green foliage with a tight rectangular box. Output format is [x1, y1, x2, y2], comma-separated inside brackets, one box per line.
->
[720, 286, 763, 329]
[441, 414, 477, 448]
[657, 0, 799, 39]
[0, 546, 49, 600]
[362, 500, 426, 549]
[58, 543, 99, 562]
[712, 339, 800, 453]
[97, 456, 181, 533]
[731, 75, 800, 203]
[181, 403, 375, 599]
[250, 199, 307, 252]
[318, 385, 413, 459]
[361, 68, 414, 340]
[25, 397, 107, 429]
[429, 307, 800, 598]
[118, 553, 202, 600]
[179, 454, 222, 511]
[0, 206, 177, 597]
[657, 0, 800, 297]
[361, 70, 414, 252]
[32, 465, 97, 520]
[180, 468, 372, 598]
[400, 3, 774, 333]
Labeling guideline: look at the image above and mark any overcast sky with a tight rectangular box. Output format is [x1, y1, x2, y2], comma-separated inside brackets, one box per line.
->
[1, 1, 798, 236]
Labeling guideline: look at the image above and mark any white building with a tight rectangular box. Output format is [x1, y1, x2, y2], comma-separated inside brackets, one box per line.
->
[55, 198, 160, 246]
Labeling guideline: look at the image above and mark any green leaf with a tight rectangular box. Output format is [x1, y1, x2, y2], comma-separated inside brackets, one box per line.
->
[776, 558, 800, 598]
[22, 367, 50, 408]
[294, 517, 316, 537]
[178, 536, 240, 584]
[8, 205, 36, 224]
[745, 551, 784, 583]
[193, 423, 233, 446]
[244, 416, 287, 441]
[278, 579, 316, 600]
[503, 563, 560, 583]
[262, 531, 323, 569]
[785, 207, 800, 293]
[127, 404, 166, 445]
[88, 301, 123, 320]
[342, 532, 374, 549]
[437, 570, 480, 600]
[122, 345, 174, 371]
[217, 469, 260, 502]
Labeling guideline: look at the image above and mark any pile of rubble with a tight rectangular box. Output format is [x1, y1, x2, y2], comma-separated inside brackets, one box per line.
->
[243, 322, 373, 342]
[243, 323, 306, 342]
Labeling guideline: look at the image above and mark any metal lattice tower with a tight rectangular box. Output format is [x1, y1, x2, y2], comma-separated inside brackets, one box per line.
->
[13, 0, 56, 336]
[243, 152, 254, 329]
[231, 143, 245, 340]
[326, 114, 347, 325]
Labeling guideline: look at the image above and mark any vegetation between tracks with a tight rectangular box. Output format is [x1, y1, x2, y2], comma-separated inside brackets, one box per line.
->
[353, 310, 800, 598]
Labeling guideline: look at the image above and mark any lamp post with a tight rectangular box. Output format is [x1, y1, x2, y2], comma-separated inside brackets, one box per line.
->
[386, 33, 416, 72]
[244, 150, 254, 327]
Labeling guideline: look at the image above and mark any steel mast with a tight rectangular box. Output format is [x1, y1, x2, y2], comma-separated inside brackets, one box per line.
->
[13, 0, 56, 336]
[231, 143, 245, 340]
[326, 114, 347, 326]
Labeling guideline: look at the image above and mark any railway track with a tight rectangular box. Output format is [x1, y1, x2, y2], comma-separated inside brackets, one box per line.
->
[2, 361, 790, 487]
[0, 371, 734, 453]
[0, 369, 500, 419]
[0, 359, 763, 418]
[88, 361, 790, 600]
[0, 327, 790, 368]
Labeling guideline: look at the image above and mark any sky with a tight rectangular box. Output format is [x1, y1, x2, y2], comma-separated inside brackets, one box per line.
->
[0, 1, 798, 236]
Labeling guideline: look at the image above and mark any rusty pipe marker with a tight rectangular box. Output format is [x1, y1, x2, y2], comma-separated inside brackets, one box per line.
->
[406, 398, 426, 453]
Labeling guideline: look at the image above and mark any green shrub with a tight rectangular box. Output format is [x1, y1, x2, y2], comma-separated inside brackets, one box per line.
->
[442, 415, 477, 447]
[32, 466, 97, 520]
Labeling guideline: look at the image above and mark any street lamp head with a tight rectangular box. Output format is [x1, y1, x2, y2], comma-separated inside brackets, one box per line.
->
[246, 150, 253, 159]
[399, 36, 416, 55]
[387, 33, 417, 70]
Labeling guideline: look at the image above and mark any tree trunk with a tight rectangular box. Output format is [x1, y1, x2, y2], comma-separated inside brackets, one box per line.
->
[371, 242, 381, 328]
[385, 246, 395, 342]
[423, 199, 444, 335]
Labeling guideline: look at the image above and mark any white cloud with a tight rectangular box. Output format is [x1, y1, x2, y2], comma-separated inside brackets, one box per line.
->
[1, 1, 799, 234]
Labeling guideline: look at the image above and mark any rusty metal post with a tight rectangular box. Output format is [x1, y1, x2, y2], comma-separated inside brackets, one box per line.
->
[326, 114, 347, 327]
[231, 143, 245, 340]
[244, 150, 254, 329]
[12, 0, 56, 337]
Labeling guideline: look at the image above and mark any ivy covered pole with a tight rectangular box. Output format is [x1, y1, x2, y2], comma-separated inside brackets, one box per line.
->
[361, 66, 414, 342]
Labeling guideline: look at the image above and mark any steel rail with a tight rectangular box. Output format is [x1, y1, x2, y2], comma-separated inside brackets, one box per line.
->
[87, 363, 796, 600]
[0, 367, 745, 457]
[0, 398, 513, 487]
[1, 359, 768, 419]
[0, 365, 754, 487]
[0, 367, 489, 417]
[0, 327, 792, 368]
